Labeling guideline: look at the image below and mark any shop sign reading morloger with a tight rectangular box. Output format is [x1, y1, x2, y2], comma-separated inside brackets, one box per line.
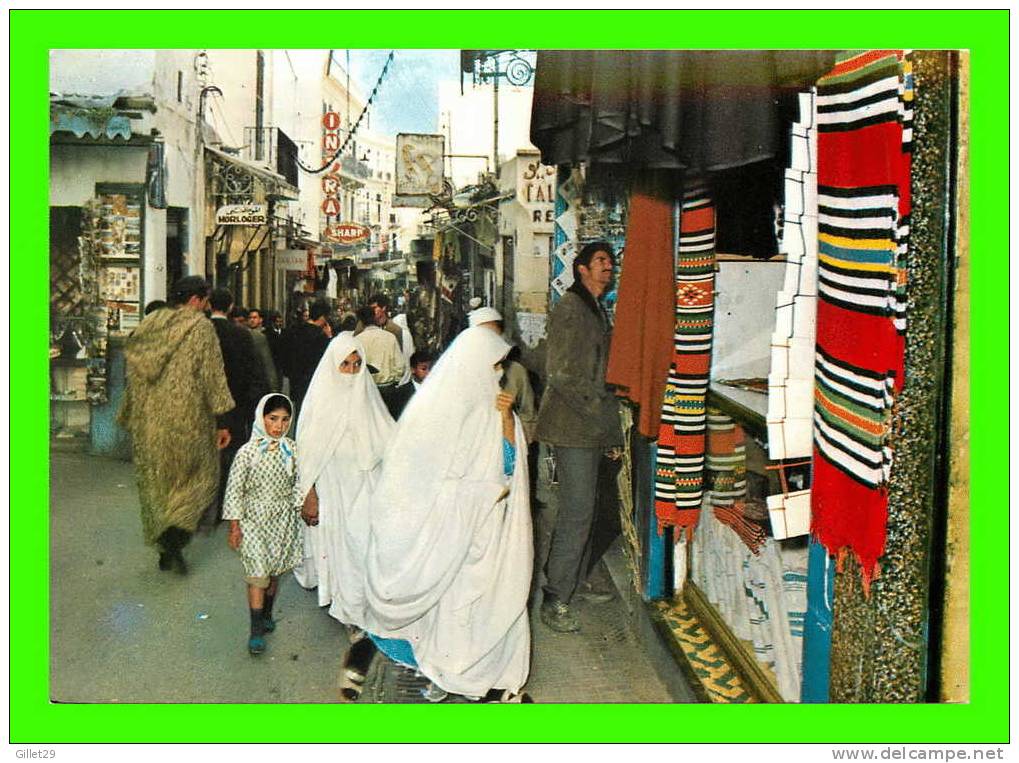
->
[216, 204, 268, 226]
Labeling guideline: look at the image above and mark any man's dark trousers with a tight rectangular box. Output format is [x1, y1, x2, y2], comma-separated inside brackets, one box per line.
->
[542, 445, 602, 604]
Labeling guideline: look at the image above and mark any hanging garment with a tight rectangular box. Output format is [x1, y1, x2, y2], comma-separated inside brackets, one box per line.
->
[691, 507, 808, 702]
[293, 332, 395, 626]
[711, 161, 783, 259]
[606, 186, 677, 439]
[531, 50, 836, 173]
[810, 50, 913, 589]
[654, 187, 715, 539]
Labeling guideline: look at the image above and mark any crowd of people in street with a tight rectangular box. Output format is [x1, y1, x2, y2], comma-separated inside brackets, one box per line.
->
[118, 241, 623, 703]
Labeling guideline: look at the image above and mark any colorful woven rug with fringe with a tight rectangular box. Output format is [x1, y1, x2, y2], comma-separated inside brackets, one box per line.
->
[812, 50, 913, 590]
[654, 185, 716, 539]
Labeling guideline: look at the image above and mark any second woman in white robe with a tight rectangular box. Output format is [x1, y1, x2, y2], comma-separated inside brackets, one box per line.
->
[364, 326, 533, 698]
[293, 332, 394, 628]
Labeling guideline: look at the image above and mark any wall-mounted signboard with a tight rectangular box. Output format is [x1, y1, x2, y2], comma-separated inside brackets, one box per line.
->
[216, 204, 268, 226]
[394, 133, 445, 207]
[322, 222, 372, 245]
[518, 158, 556, 233]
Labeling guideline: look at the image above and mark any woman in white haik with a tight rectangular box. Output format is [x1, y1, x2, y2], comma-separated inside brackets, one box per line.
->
[364, 325, 534, 703]
[293, 331, 394, 695]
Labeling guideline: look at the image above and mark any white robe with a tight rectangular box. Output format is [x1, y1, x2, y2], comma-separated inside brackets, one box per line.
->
[292, 332, 394, 628]
[364, 326, 533, 696]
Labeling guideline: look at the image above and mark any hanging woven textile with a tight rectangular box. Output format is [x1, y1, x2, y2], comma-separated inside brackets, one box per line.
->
[654, 185, 716, 540]
[607, 185, 677, 439]
[811, 50, 913, 590]
[706, 410, 767, 555]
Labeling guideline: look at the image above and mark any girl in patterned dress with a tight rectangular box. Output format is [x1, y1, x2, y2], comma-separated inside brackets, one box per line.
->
[223, 393, 303, 655]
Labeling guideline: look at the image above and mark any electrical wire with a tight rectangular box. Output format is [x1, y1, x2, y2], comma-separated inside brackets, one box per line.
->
[297, 50, 395, 175]
[209, 93, 241, 149]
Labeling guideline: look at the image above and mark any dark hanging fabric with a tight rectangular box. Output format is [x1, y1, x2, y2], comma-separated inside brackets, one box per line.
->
[532, 50, 834, 260]
[710, 160, 783, 259]
[531, 50, 836, 173]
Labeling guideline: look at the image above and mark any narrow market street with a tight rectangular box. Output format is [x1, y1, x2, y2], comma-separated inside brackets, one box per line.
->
[50, 449, 677, 704]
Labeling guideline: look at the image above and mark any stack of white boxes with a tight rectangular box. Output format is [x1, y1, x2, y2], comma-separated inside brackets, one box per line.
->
[766, 90, 818, 540]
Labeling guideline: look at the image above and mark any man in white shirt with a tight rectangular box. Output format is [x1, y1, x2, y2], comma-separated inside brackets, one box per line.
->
[354, 304, 406, 389]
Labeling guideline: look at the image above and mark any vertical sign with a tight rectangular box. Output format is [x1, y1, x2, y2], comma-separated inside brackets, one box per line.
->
[321, 112, 343, 237]
[518, 158, 556, 233]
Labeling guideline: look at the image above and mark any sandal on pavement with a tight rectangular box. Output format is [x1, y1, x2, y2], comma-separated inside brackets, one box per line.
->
[480, 689, 534, 703]
[422, 682, 449, 703]
[338, 638, 377, 702]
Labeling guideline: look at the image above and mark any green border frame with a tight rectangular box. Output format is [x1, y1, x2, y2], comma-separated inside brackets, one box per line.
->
[14, 9, 1007, 743]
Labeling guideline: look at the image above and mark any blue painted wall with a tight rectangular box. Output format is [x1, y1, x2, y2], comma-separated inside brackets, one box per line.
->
[801, 538, 836, 702]
[644, 443, 667, 600]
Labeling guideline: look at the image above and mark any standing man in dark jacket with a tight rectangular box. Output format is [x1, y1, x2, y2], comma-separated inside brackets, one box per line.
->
[208, 287, 269, 520]
[279, 298, 331, 423]
[535, 242, 623, 633]
[245, 307, 280, 391]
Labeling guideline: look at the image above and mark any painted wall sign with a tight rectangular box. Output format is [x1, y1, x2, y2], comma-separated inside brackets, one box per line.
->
[322, 222, 371, 245]
[395, 133, 445, 197]
[216, 204, 268, 226]
[518, 159, 556, 232]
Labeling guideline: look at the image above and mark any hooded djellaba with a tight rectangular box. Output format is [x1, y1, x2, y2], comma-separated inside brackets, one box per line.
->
[293, 332, 395, 628]
[363, 325, 534, 702]
[118, 302, 234, 561]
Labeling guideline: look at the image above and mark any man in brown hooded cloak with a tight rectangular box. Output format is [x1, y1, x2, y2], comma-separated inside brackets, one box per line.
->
[118, 276, 235, 573]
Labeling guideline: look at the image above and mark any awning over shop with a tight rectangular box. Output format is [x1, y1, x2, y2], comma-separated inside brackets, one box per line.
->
[50, 93, 158, 143]
[50, 108, 134, 141]
[206, 145, 299, 200]
[530, 50, 836, 172]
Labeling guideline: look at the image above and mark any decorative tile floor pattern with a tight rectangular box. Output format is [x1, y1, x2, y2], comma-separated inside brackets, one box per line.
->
[655, 600, 758, 703]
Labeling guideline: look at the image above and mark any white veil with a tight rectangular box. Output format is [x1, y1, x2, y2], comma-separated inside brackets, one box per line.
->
[295, 332, 394, 500]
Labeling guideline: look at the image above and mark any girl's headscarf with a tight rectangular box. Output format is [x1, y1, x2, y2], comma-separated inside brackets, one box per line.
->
[295, 331, 395, 501]
[250, 392, 296, 474]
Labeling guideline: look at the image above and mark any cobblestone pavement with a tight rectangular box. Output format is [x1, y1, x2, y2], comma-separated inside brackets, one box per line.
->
[51, 451, 676, 704]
